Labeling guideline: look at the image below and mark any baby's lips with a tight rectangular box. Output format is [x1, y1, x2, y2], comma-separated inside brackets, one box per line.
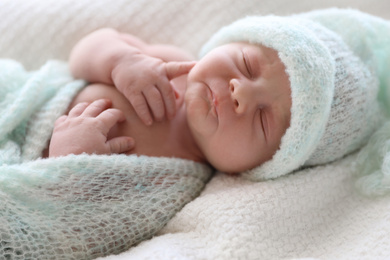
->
[173, 87, 185, 111]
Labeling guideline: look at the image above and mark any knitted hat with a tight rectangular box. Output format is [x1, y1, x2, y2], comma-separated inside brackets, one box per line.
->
[200, 12, 384, 181]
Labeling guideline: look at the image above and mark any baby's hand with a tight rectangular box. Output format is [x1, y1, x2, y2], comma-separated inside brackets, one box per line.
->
[49, 99, 135, 157]
[112, 55, 195, 125]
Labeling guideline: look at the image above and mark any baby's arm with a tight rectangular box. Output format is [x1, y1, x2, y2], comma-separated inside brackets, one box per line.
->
[69, 28, 195, 125]
[49, 99, 134, 157]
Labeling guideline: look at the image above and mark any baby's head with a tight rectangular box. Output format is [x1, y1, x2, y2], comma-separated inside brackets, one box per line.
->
[186, 15, 383, 180]
[185, 42, 291, 173]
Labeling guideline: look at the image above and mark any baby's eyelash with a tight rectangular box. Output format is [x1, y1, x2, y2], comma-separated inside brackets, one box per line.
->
[260, 110, 267, 140]
[242, 51, 252, 77]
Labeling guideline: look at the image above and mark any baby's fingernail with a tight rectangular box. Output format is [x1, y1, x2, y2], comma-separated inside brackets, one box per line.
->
[145, 119, 153, 126]
[97, 99, 111, 106]
[127, 138, 135, 147]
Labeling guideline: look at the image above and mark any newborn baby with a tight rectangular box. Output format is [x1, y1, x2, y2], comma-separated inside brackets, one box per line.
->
[49, 8, 388, 181]
[49, 28, 291, 173]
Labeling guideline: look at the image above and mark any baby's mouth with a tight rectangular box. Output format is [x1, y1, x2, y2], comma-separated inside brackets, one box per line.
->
[206, 85, 218, 118]
[212, 93, 218, 109]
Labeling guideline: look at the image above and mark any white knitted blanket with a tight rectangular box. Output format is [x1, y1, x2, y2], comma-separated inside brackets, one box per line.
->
[0, 59, 212, 259]
[1, 0, 390, 259]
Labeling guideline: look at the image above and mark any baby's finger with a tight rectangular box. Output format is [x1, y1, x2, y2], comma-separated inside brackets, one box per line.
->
[82, 99, 112, 117]
[165, 61, 196, 80]
[107, 136, 135, 154]
[54, 115, 68, 126]
[144, 87, 165, 121]
[68, 102, 90, 117]
[155, 78, 176, 120]
[128, 95, 153, 126]
[96, 108, 126, 135]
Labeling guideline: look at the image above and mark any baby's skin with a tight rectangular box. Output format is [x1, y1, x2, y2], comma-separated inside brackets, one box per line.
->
[48, 28, 291, 173]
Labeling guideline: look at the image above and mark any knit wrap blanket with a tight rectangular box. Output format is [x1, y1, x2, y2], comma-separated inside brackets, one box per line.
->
[0, 60, 213, 259]
[301, 9, 390, 197]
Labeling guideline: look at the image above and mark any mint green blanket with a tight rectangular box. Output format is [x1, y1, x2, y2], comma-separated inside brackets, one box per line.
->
[0, 60, 212, 259]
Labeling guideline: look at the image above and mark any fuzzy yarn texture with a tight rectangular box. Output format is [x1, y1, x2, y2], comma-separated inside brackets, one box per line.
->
[0, 60, 212, 259]
[1, 1, 390, 259]
[354, 121, 390, 196]
[201, 8, 390, 181]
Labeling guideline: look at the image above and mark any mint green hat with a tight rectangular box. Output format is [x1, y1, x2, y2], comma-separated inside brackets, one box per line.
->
[200, 12, 383, 181]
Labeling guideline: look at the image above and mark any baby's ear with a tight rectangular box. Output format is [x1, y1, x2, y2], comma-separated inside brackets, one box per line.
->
[166, 61, 196, 80]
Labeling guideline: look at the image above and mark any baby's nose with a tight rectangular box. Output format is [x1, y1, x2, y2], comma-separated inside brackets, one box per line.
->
[229, 78, 255, 114]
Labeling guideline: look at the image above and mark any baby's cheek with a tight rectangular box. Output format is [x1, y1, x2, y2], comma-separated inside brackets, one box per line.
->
[209, 137, 269, 173]
[204, 144, 245, 173]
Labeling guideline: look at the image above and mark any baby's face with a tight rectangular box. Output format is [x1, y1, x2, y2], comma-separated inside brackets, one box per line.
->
[185, 42, 291, 173]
